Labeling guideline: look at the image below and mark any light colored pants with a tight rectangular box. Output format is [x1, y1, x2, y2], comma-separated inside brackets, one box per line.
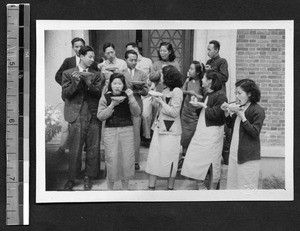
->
[141, 97, 152, 139]
[132, 116, 141, 163]
[227, 157, 260, 190]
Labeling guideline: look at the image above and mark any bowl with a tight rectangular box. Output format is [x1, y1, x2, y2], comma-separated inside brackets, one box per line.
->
[79, 71, 93, 76]
[111, 96, 126, 102]
[131, 81, 145, 89]
[105, 67, 118, 72]
[148, 91, 163, 97]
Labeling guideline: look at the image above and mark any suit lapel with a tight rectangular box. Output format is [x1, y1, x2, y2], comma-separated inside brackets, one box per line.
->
[123, 70, 131, 83]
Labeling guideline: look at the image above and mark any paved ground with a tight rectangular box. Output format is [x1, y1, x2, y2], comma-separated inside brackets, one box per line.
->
[46, 137, 229, 191]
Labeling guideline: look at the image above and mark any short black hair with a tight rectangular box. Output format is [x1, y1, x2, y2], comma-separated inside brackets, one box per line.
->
[209, 40, 220, 52]
[126, 42, 138, 49]
[157, 42, 176, 62]
[79, 46, 94, 56]
[162, 65, 183, 90]
[125, 50, 138, 59]
[107, 73, 128, 92]
[103, 42, 115, 52]
[235, 79, 261, 103]
[205, 70, 223, 92]
[71, 37, 85, 47]
[191, 61, 205, 79]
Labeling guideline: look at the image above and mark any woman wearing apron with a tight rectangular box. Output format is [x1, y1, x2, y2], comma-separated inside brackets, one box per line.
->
[181, 70, 227, 190]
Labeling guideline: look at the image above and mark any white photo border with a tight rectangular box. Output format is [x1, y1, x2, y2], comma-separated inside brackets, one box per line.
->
[36, 20, 294, 203]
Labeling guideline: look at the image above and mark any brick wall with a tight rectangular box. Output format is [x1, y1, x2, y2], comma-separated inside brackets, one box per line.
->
[236, 29, 285, 146]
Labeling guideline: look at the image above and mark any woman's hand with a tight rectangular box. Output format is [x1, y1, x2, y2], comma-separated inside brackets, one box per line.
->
[110, 99, 120, 107]
[190, 101, 205, 108]
[191, 91, 203, 100]
[221, 102, 230, 117]
[227, 104, 241, 113]
[97, 63, 105, 70]
[125, 89, 134, 101]
[221, 102, 229, 111]
[151, 96, 163, 105]
[233, 108, 246, 121]
[226, 104, 247, 121]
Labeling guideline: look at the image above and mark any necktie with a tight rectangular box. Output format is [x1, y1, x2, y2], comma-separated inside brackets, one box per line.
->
[130, 69, 134, 80]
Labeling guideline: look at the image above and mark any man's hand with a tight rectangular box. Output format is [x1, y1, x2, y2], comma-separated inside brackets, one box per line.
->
[81, 73, 93, 87]
[71, 71, 81, 85]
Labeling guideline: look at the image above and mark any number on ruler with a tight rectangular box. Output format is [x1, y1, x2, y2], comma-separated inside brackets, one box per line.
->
[9, 119, 15, 123]
[25, 51, 29, 58]
[9, 62, 15, 66]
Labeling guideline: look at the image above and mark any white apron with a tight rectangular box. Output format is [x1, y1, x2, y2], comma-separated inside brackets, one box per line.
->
[181, 97, 224, 182]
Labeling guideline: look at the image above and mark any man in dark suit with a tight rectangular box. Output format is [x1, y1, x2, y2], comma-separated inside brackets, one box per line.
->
[55, 37, 99, 85]
[206, 40, 229, 93]
[55, 37, 99, 156]
[122, 50, 148, 171]
[62, 46, 104, 190]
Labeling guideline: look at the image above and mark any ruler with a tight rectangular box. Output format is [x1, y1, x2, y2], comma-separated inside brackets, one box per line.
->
[6, 3, 30, 225]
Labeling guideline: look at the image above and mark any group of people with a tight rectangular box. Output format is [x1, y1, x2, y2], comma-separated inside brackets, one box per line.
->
[54, 37, 265, 191]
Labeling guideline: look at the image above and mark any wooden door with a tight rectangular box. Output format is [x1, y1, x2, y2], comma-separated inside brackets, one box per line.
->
[142, 30, 194, 78]
[89, 30, 136, 62]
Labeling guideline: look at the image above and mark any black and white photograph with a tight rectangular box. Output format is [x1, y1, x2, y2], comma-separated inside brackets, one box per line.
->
[36, 20, 293, 202]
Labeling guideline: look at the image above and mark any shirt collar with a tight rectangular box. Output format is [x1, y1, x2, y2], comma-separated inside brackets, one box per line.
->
[211, 54, 220, 61]
[128, 68, 135, 73]
[108, 57, 116, 64]
[76, 55, 80, 65]
[78, 65, 89, 72]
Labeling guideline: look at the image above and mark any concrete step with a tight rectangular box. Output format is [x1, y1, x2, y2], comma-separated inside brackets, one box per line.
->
[46, 145, 229, 191]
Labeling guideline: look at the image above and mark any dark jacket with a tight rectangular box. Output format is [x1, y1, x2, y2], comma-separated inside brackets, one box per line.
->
[206, 55, 229, 93]
[206, 55, 229, 84]
[196, 90, 227, 127]
[62, 66, 104, 123]
[225, 103, 265, 164]
[55, 56, 99, 85]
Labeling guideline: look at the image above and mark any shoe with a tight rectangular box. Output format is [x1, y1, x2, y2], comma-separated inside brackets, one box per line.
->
[56, 147, 65, 155]
[135, 163, 140, 171]
[84, 176, 92, 190]
[64, 180, 75, 190]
